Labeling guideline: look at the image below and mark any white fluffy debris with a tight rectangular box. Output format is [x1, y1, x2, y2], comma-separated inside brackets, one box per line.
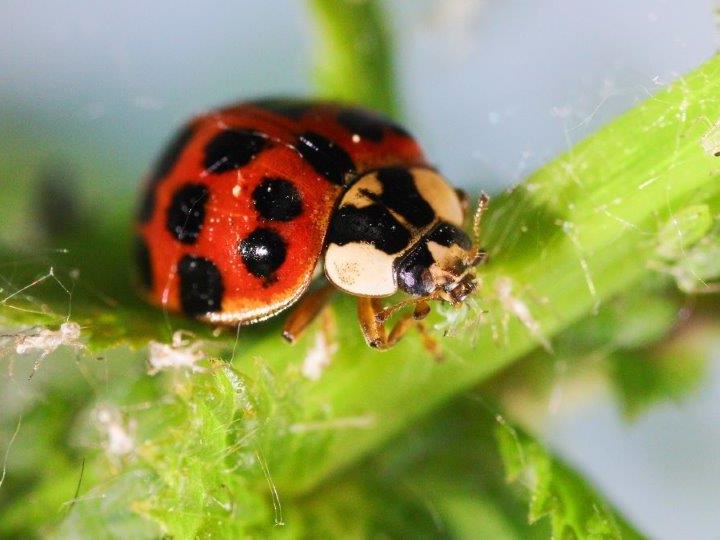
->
[495, 277, 552, 352]
[147, 331, 205, 375]
[94, 404, 136, 458]
[13, 322, 83, 378]
[301, 330, 338, 381]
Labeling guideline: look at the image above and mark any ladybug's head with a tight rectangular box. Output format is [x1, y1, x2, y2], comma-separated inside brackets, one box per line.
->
[395, 221, 486, 305]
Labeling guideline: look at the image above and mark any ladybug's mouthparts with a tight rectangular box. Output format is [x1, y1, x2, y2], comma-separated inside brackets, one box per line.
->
[446, 273, 477, 305]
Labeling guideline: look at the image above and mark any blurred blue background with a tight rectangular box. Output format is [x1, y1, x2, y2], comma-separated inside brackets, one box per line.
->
[1, 1, 718, 536]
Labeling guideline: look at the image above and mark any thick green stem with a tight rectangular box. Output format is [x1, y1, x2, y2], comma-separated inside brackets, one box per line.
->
[270, 54, 720, 493]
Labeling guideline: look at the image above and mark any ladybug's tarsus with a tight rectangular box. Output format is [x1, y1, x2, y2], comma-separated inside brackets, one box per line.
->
[357, 296, 438, 355]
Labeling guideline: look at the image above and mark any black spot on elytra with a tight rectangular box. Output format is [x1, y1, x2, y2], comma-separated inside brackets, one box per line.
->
[253, 98, 313, 119]
[376, 167, 435, 227]
[138, 190, 157, 225]
[134, 236, 153, 290]
[327, 204, 410, 254]
[178, 255, 224, 316]
[239, 227, 287, 280]
[337, 107, 412, 141]
[337, 109, 385, 142]
[296, 131, 355, 185]
[388, 123, 411, 138]
[139, 123, 196, 223]
[252, 177, 302, 221]
[166, 183, 209, 244]
[204, 129, 268, 173]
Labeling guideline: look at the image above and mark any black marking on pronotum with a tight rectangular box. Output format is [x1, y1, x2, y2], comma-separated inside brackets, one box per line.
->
[178, 255, 224, 316]
[166, 183, 209, 244]
[252, 177, 303, 221]
[139, 123, 196, 223]
[204, 129, 268, 173]
[375, 167, 435, 227]
[239, 227, 287, 281]
[296, 131, 355, 185]
[253, 98, 313, 119]
[395, 222, 472, 296]
[426, 222, 472, 250]
[135, 236, 153, 290]
[327, 204, 410, 255]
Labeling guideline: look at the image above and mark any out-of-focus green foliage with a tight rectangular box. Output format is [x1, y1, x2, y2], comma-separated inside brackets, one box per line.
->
[496, 423, 642, 538]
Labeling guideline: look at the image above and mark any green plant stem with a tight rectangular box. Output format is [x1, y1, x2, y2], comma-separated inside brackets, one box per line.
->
[307, 0, 398, 116]
[268, 54, 720, 494]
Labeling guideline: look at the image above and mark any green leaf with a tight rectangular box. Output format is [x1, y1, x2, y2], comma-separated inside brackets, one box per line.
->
[496, 421, 642, 539]
[53, 363, 638, 538]
[609, 322, 714, 419]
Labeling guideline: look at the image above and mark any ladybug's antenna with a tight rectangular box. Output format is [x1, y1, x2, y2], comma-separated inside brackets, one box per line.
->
[472, 193, 490, 248]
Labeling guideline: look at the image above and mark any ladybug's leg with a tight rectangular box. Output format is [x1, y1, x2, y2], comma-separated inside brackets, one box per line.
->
[415, 321, 443, 361]
[358, 297, 411, 349]
[282, 284, 335, 344]
[357, 297, 441, 358]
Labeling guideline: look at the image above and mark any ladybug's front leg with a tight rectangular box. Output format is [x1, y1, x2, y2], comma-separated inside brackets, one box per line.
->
[357, 297, 440, 357]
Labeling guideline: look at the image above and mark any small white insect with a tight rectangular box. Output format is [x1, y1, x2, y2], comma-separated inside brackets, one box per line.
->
[9, 321, 83, 379]
[147, 330, 205, 375]
[94, 404, 136, 460]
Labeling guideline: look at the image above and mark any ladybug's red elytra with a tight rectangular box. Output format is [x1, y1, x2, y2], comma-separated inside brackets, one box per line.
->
[135, 99, 487, 349]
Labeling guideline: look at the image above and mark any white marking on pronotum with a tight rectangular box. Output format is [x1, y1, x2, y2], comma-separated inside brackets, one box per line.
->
[495, 277, 552, 353]
[147, 330, 205, 375]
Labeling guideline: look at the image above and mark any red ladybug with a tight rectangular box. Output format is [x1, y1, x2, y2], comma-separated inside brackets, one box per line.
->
[135, 99, 487, 349]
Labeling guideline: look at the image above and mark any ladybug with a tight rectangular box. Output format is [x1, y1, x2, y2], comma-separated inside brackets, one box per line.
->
[135, 99, 487, 349]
